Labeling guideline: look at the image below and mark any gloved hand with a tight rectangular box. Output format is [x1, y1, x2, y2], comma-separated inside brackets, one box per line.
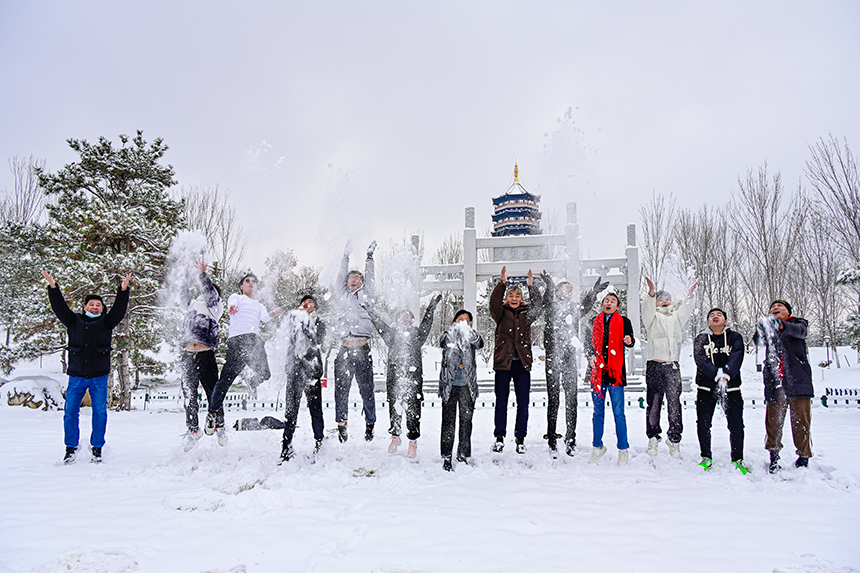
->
[540, 270, 553, 290]
[343, 240, 353, 257]
[429, 293, 442, 309]
[592, 276, 610, 294]
[366, 240, 377, 258]
[714, 367, 730, 383]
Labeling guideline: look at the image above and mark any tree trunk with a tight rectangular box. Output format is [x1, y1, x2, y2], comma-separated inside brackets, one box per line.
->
[114, 313, 133, 411]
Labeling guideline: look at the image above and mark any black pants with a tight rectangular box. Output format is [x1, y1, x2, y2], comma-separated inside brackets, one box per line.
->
[546, 345, 578, 445]
[210, 334, 271, 425]
[494, 359, 530, 439]
[283, 376, 325, 443]
[334, 344, 376, 425]
[441, 385, 475, 459]
[388, 377, 423, 440]
[180, 349, 219, 431]
[696, 388, 745, 461]
[645, 361, 683, 443]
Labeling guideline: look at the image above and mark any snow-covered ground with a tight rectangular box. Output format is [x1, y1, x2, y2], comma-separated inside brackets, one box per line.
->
[1, 347, 859, 573]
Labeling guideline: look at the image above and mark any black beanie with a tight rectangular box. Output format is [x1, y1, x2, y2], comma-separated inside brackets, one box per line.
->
[770, 299, 792, 315]
[707, 307, 727, 321]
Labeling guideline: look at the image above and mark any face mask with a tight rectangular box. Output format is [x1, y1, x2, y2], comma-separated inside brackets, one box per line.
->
[85, 311, 101, 318]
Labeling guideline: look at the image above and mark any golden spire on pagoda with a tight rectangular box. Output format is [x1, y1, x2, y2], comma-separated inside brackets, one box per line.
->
[514, 163, 519, 184]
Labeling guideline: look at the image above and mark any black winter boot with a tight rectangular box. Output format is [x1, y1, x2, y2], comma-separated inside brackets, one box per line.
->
[795, 456, 809, 468]
[279, 439, 294, 465]
[90, 446, 102, 463]
[515, 437, 526, 454]
[338, 424, 348, 443]
[768, 451, 781, 474]
[492, 437, 504, 453]
[365, 423, 374, 442]
[442, 455, 453, 472]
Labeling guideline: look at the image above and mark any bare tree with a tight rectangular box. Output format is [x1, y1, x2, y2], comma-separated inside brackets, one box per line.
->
[729, 162, 806, 317]
[0, 155, 47, 225]
[639, 191, 676, 289]
[430, 232, 464, 338]
[181, 184, 247, 276]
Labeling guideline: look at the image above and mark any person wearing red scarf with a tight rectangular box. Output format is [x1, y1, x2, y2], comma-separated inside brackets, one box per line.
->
[588, 292, 635, 465]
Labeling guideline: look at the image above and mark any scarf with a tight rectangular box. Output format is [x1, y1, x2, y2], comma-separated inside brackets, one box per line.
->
[590, 311, 624, 397]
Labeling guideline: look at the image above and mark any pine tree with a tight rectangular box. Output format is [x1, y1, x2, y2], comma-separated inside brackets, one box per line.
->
[34, 131, 183, 409]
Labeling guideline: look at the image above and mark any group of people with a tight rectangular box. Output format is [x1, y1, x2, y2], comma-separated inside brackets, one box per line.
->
[43, 245, 815, 475]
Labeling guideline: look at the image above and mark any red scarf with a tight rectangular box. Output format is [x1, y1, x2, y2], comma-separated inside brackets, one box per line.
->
[590, 312, 624, 397]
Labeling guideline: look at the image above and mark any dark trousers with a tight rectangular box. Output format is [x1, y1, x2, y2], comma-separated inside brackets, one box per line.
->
[282, 377, 324, 443]
[645, 361, 683, 443]
[696, 388, 745, 461]
[388, 378, 423, 440]
[334, 344, 376, 425]
[441, 385, 475, 459]
[210, 334, 271, 425]
[180, 349, 219, 431]
[494, 360, 531, 439]
[765, 387, 813, 458]
[546, 345, 578, 445]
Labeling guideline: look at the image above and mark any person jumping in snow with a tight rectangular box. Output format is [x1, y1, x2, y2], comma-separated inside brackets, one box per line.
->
[366, 294, 441, 459]
[490, 266, 542, 454]
[334, 240, 378, 443]
[279, 295, 326, 463]
[439, 310, 484, 471]
[540, 272, 606, 457]
[693, 308, 749, 474]
[754, 300, 814, 473]
[207, 272, 281, 445]
[641, 276, 698, 459]
[587, 290, 635, 466]
[177, 259, 223, 451]
[42, 269, 130, 464]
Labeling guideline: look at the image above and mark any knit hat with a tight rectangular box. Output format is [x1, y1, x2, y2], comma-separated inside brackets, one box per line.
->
[655, 290, 672, 301]
[770, 299, 792, 315]
[600, 289, 620, 305]
[706, 307, 727, 321]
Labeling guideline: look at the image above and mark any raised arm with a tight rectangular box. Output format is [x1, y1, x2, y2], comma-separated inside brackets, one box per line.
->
[417, 294, 442, 344]
[105, 277, 131, 330]
[489, 280, 506, 323]
[43, 271, 74, 327]
[364, 241, 377, 300]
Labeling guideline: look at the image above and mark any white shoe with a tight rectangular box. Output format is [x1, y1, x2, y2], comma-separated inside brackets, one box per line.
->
[589, 446, 607, 463]
[618, 449, 629, 466]
[407, 440, 418, 459]
[183, 429, 202, 452]
[216, 427, 228, 446]
[667, 440, 681, 459]
[647, 437, 659, 457]
[388, 436, 401, 453]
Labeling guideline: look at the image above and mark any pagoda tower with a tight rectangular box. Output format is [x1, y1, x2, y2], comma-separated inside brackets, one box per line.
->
[491, 163, 542, 236]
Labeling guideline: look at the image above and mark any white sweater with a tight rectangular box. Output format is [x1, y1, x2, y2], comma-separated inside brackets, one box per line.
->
[641, 294, 694, 362]
[226, 293, 272, 338]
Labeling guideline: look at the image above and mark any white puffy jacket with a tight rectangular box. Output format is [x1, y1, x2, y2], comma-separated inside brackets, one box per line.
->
[641, 294, 694, 362]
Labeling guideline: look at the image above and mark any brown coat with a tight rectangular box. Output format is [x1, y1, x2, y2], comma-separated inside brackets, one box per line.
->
[490, 281, 543, 371]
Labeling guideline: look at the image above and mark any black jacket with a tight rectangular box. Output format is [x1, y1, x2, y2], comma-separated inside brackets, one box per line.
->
[754, 316, 813, 400]
[48, 284, 130, 379]
[694, 328, 744, 392]
[369, 302, 437, 389]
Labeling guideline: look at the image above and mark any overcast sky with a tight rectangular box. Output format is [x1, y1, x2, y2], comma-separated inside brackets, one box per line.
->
[2, 1, 858, 280]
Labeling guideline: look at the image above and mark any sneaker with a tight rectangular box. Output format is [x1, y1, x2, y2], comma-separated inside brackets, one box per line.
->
[795, 456, 809, 468]
[204, 413, 216, 436]
[407, 440, 418, 459]
[544, 433, 559, 453]
[278, 440, 294, 465]
[769, 451, 781, 474]
[515, 437, 526, 455]
[589, 445, 607, 463]
[313, 438, 324, 456]
[63, 447, 77, 465]
[647, 437, 660, 457]
[492, 437, 504, 453]
[456, 454, 468, 464]
[183, 429, 202, 452]
[565, 441, 576, 457]
[338, 424, 348, 443]
[388, 436, 402, 453]
[89, 446, 103, 463]
[216, 426, 228, 446]
[667, 440, 681, 459]
[618, 449, 629, 466]
[698, 457, 713, 471]
[442, 456, 453, 471]
[733, 459, 751, 475]
[365, 423, 374, 442]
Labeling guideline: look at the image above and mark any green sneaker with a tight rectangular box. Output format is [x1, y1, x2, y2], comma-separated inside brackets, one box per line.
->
[733, 460, 751, 475]
[698, 457, 713, 471]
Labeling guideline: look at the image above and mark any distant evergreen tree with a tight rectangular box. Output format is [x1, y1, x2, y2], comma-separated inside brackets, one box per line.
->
[31, 131, 184, 409]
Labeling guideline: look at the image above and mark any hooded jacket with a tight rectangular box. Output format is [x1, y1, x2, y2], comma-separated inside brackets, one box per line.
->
[335, 254, 376, 339]
[48, 284, 130, 379]
[489, 281, 543, 371]
[693, 327, 744, 392]
[368, 301, 437, 390]
[179, 272, 223, 349]
[439, 323, 484, 402]
[754, 316, 813, 400]
[642, 294, 694, 362]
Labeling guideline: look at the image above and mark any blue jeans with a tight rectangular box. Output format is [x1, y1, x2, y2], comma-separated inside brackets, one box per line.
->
[592, 384, 629, 449]
[64, 375, 109, 448]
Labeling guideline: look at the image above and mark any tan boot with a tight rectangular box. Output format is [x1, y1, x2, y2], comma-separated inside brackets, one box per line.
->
[407, 440, 418, 459]
[388, 435, 401, 453]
